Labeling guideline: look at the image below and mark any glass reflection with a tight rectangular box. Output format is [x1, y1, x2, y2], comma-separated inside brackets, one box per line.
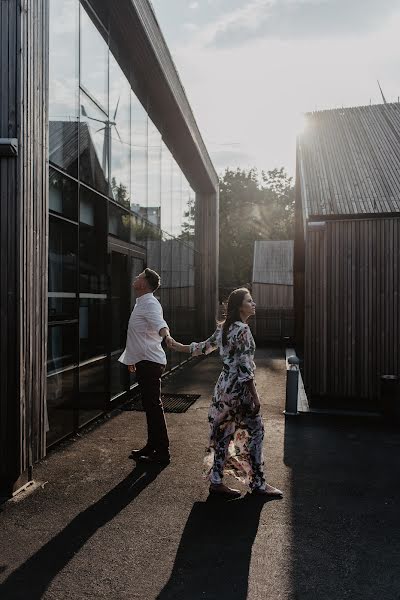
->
[79, 187, 107, 362]
[110, 250, 129, 398]
[109, 53, 131, 208]
[80, 4, 108, 112]
[78, 359, 107, 426]
[181, 177, 196, 244]
[47, 0, 202, 443]
[131, 93, 148, 216]
[147, 119, 161, 228]
[49, 167, 78, 221]
[171, 159, 183, 238]
[48, 215, 78, 321]
[109, 202, 130, 241]
[47, 368, 77, 446]
[161, 142, 172, 235]
[48, 323, 78, 373]
[49, 0, 79, 176]
[79, 91, 109, 194]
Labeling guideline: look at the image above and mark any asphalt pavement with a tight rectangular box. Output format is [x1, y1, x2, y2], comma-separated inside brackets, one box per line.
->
[1, 348, 399, 600]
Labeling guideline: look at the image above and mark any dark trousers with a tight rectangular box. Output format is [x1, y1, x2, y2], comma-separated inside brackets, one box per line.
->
[135, 360, 169, 455]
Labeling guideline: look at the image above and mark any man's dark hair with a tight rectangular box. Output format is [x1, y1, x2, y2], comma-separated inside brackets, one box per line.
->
[144, 268, 161, 291]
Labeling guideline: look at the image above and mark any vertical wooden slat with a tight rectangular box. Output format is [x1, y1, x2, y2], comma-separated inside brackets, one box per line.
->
[0, 0, 48, 495]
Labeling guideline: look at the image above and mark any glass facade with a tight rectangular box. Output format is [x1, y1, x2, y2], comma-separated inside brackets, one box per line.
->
[47, 0, 199, 446]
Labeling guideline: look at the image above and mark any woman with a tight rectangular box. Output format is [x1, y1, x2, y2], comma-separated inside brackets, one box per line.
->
[171, 288, 283, 499]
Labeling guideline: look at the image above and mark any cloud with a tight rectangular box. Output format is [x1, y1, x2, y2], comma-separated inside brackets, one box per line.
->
[189, 1, 199, 8]
[198, 0, 400, 47]
[209, 147, 256, 172]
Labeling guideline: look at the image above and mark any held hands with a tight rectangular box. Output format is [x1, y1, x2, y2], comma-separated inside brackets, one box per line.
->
[165, 335, 174, 349]
[128, 364, 136, 373]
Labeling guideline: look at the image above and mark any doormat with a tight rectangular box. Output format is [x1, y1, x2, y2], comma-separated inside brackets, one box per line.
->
[125, 393, 201, 414]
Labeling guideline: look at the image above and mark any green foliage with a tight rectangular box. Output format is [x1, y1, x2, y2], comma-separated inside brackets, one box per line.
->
[219, 167, 294, 295]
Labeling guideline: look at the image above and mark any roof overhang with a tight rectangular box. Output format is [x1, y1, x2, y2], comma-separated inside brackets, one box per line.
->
[85, 0, 218, 195]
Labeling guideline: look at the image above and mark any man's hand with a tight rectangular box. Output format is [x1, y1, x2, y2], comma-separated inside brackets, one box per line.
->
[128, 364, 136, 373]
[165, 335, 174, 349]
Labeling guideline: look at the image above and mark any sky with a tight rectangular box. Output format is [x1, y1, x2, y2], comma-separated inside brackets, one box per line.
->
[150, 0, 400, 178]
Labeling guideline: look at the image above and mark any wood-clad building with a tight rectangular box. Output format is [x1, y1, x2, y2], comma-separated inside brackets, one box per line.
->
[252, 241, 294, 342]
[295, 103, 400, 408]
[0, 0, 218, 496]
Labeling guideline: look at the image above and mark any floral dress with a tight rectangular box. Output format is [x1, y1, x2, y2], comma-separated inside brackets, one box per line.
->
[190, 321, 266, 490]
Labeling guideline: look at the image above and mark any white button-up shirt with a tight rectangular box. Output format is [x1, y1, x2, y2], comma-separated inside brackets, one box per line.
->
[118, 293, 169, 366]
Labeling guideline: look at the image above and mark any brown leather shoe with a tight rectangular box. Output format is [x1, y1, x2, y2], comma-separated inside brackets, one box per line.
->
[209, 483, 241, 498]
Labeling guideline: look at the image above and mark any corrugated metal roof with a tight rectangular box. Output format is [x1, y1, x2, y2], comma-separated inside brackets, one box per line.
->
[252, 240, 293, 285]
[298, 103, 400, 217]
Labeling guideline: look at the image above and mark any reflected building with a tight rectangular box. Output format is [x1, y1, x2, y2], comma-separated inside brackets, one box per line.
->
[0, 0, 218, 496]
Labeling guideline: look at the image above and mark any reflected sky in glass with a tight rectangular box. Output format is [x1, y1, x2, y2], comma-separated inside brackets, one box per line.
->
[131, 92, 148, 215]
[109, 53, 131, 207]
[80, 4, 108, 113]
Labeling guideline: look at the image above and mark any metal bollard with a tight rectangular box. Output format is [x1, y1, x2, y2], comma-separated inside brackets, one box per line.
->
[285, 355, 300, 415]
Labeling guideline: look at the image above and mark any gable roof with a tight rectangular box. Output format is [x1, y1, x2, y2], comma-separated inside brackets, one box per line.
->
[252, 241, 293, 286]
[298, 103, 400, 218]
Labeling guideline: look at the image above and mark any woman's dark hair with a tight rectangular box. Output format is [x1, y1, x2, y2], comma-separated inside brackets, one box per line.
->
[221, 287, 250, 346]
[144, 268, 161, 291]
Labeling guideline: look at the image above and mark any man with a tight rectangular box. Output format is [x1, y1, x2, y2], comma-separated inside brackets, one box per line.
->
[119, 268, 173, 465]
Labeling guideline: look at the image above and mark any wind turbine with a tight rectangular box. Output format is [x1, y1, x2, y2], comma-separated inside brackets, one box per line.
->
[377, 80, 387, 104]
[81, 96, 122, 177]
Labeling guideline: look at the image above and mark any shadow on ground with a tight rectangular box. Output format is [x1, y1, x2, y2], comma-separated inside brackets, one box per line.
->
[157, 494, 279, 600]
[0, 463, 165, 600]
[284, 414, 400, 599]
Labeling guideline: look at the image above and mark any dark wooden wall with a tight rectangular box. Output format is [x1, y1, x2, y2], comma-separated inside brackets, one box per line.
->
[0, 0, 48, 495]
[195, 191, 219, 339]
[304, 217, 400, 405]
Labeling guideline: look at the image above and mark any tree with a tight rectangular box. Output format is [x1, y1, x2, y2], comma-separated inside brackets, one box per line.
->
[219, 167, 294, 297]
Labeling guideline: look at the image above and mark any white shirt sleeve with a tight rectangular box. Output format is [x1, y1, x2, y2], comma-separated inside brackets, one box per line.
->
[146, 299, 168, 335]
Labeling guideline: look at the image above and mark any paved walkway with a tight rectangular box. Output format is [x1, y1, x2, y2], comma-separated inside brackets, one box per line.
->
[1, 349, 400, 599]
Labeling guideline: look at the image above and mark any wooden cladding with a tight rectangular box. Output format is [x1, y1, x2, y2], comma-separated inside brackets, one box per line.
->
[304, 217, 400, 404]
[0, 0, 48, 494]
[195, 192, 219, 338]
[252, 283, 293, 309]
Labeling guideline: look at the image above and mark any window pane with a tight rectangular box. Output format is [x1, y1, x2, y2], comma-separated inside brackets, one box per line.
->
[109, 202, 130, 242]
[80, 4, 108, 112]
[109, 53, 131, 208]
[110, 251, 129, 398]
[171, 159, 183, 238]
[48, 215, 78, 321]
[131, 93, 148, 217]
[79, 91, 109, 195]
[79, 187, 107, 362]
[78, 359, 107, 426]
[160, 232, 175, 368]
[181, 177, 196, 244]
[47, 368, 77, 446]
[49, 167, 78, 221]
[161, 142, 172, 235]
[47, 323, 78, 373]
[79, 187, 107, 295]
[79, 298, 107, 361]
[49, 0, 79, 177]
[147, 119, 161, 229]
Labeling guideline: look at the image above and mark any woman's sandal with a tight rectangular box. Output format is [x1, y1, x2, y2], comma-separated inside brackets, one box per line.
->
[209, 483, 241, 498]
[252, 484, 283, 498]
